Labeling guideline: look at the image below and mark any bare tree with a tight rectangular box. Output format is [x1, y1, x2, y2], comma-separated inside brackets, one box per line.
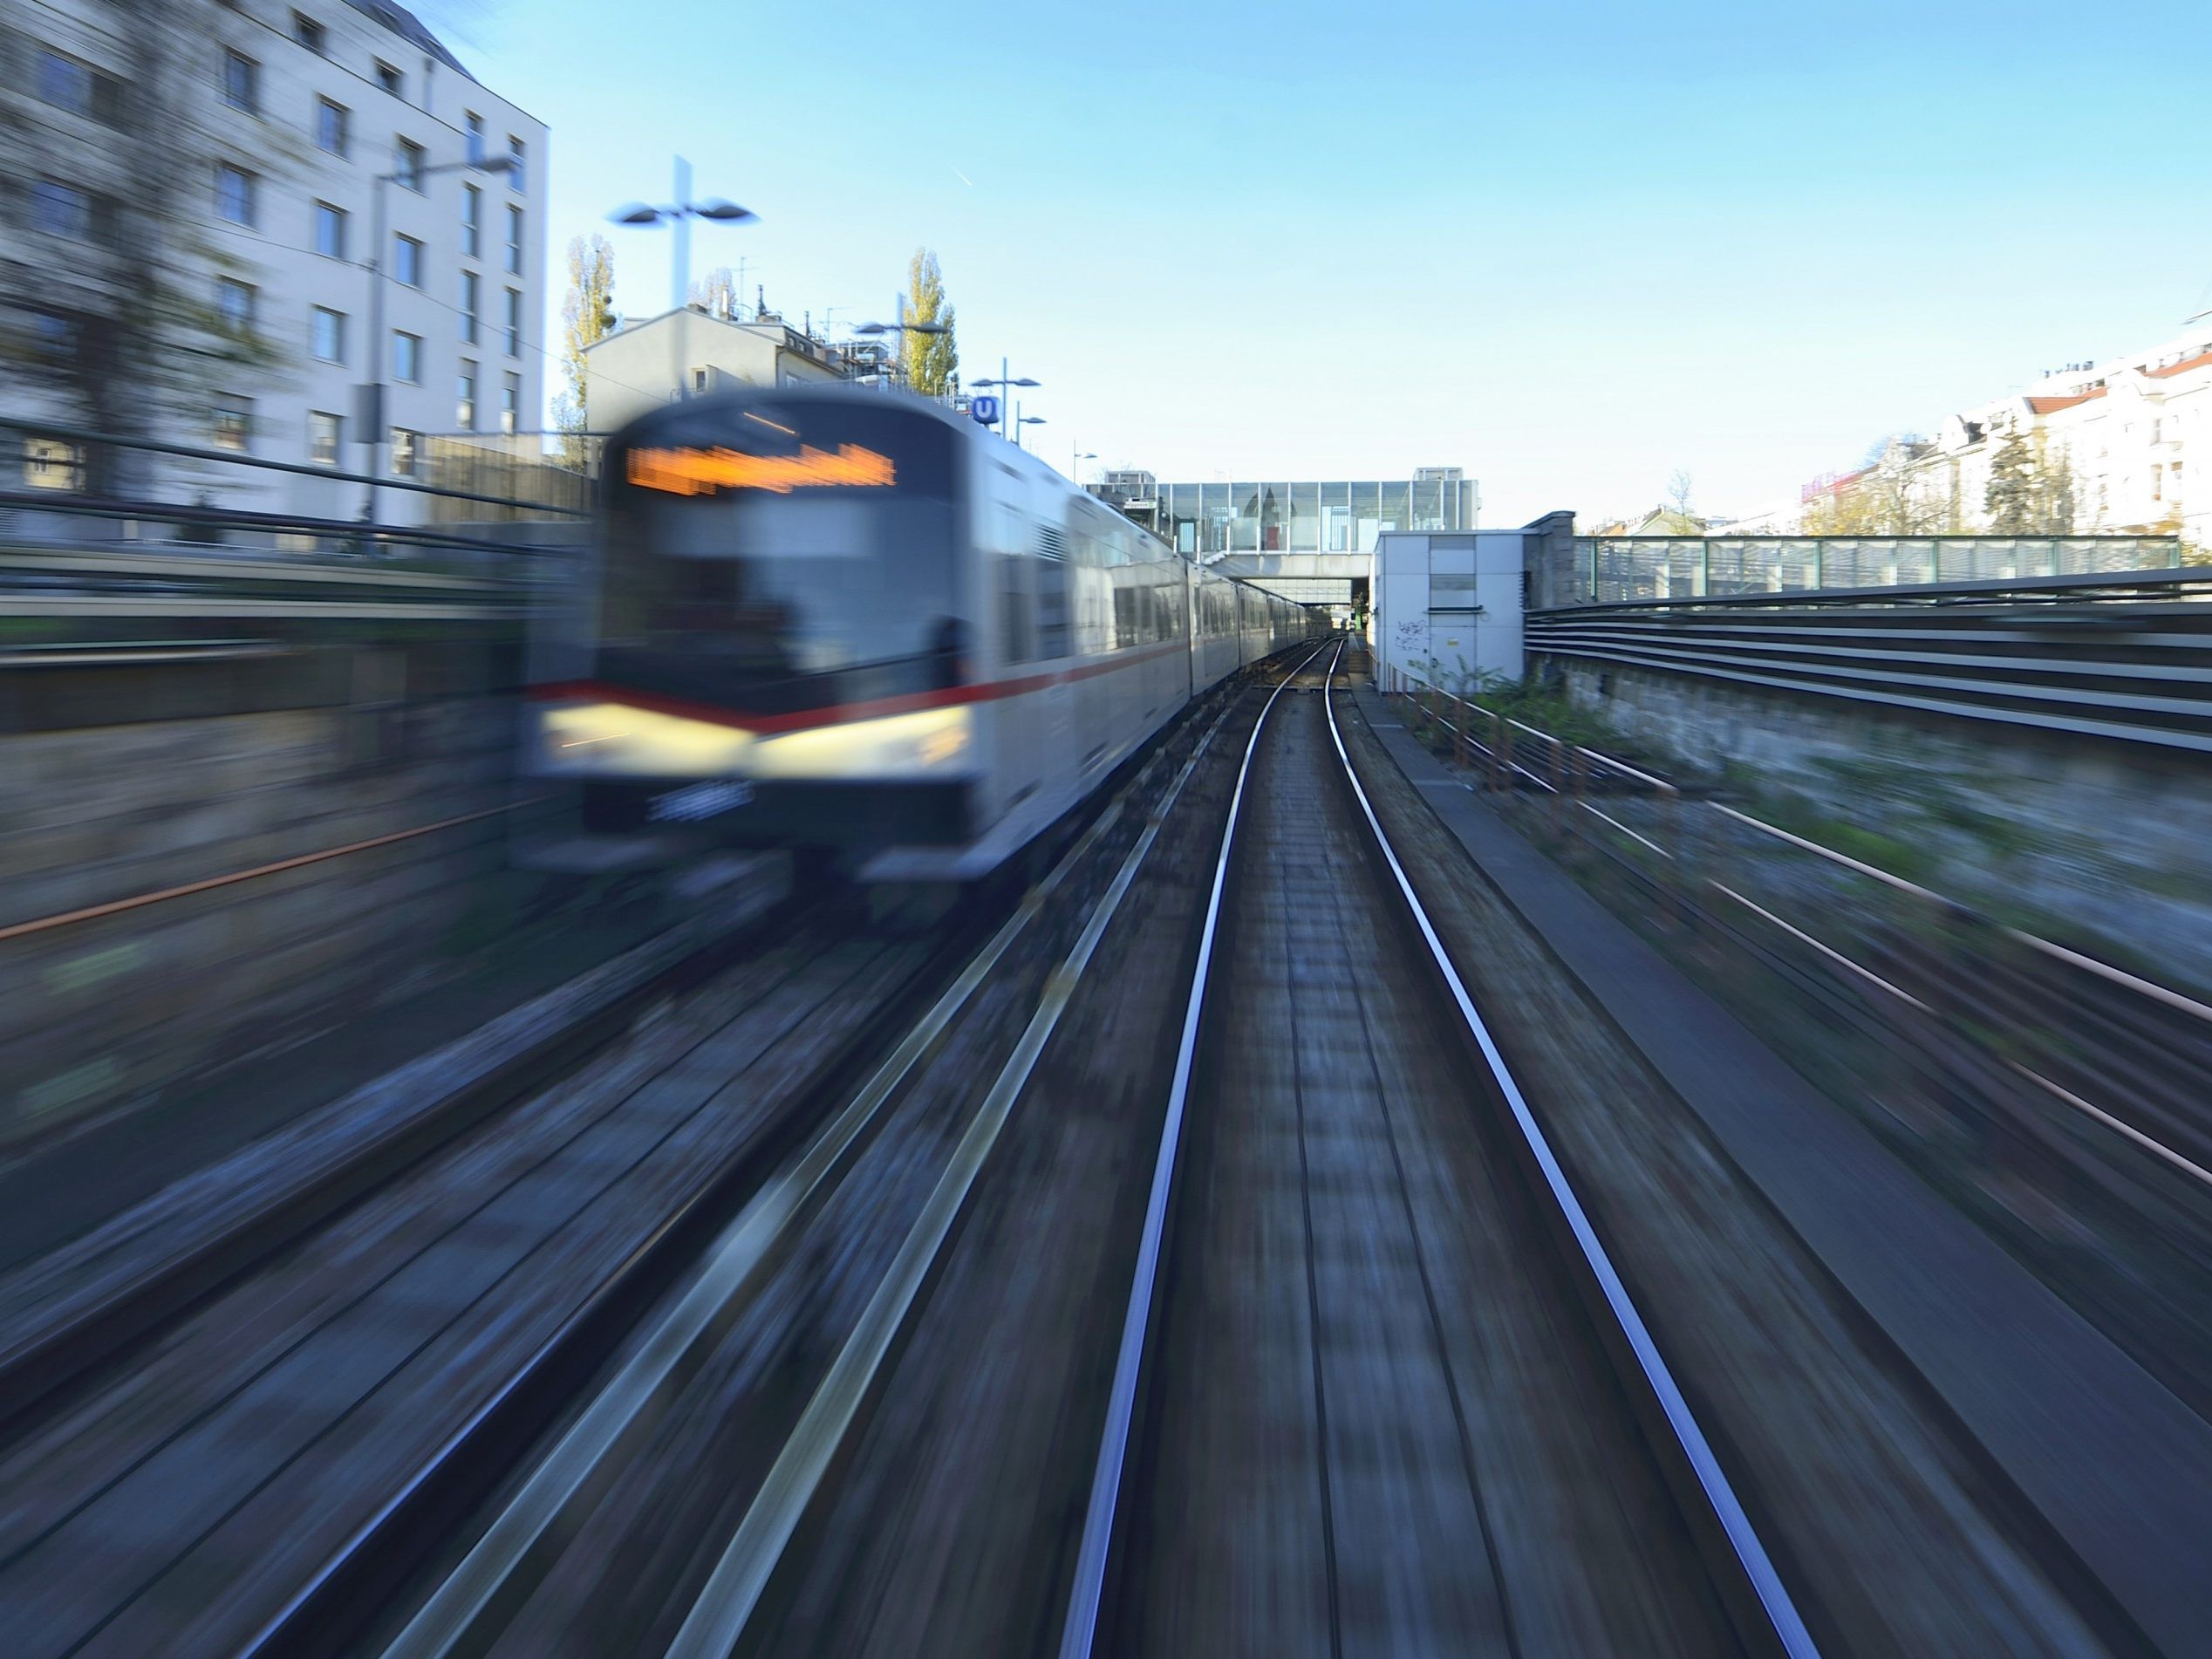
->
[1666, 468, 1694, 515]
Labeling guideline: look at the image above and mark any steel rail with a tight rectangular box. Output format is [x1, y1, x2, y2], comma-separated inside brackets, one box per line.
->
[1327, 651, 1821, 1659]
[660, 652, 1322, 1659]
[1054, 637, 1335, 1659]
[0, 803, 518, 946]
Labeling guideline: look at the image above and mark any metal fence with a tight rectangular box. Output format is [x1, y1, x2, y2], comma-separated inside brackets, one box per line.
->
[1521, 567, 2212, 754]
[1535, 534, 2188, 609]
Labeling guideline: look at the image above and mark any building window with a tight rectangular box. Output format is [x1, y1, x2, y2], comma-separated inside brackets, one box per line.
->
[2152, 465, 2164, 502]
[458, 365, 477, 430]
[222, 49, 258, 113]
[461, 184, 481, 258]
[503, 204, 523, 274]
[216, 277, 256, 333]
[37, 47, 118, 121]
[314, 201, 347, 258]
[392, 427, 420, 477]
[215, 165, 256, 227]
[214, 397, 253, 452]
[393, 331, 422, 384]
[394, 138, 425, 192]
[311, 306, 345, 363]
[504, 289, 521, 356]
[507, 136, 525, 191]
[395, 233, 424, 287]
[460, 270, 480, 344]
[374, 60, 402, 98]
[38, 47, 91, 114]
[310, 411, 343, 466]
[501, 373, 520, 435]
[293, 11, 324, 51]
[33, 180, 93, 239]
[24, 436, 85, 492]
[465, 112, 484, 162]
[31, 310, 79, 365]
[317, 97, 348, 157]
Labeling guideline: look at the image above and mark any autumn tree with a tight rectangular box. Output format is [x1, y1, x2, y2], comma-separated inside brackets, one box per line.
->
[902, 249, 959, 396]
[554, 234, 616, 467]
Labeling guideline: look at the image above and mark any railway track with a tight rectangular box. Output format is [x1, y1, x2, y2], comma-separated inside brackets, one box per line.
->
[331, 638, 1816, 1659]
[1068, 641, 1813, 1656]
[0, 642, 1836, 1656]
[330, 648, 1321, 1659]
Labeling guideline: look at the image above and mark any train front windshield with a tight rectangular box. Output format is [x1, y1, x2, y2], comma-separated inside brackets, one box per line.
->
[597, 406, 961, 716]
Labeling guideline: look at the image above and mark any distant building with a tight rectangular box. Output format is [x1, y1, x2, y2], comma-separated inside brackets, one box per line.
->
[2, 0, 548, 522]
[581, 306, 864, 432]
[1096, 468, 1479, 558]
[1716, 326, 2212, 547]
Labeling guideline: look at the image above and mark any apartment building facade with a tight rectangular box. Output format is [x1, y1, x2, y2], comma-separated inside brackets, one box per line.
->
[1, 0, 547, 523]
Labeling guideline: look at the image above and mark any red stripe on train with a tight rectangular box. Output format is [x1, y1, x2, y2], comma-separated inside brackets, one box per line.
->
[527, 641, 1191, 736]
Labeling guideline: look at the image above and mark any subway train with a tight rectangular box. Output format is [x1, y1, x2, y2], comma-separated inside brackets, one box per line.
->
[522, 384, 1324, 881]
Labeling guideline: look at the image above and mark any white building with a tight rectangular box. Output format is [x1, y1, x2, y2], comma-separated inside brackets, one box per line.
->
[1369, 526, 1544, 693]
[1713, 327, 2212, 547]
[1929, 329, 2211, 544]
[582, 306, 854, 433]
[2, 1, 547, 524]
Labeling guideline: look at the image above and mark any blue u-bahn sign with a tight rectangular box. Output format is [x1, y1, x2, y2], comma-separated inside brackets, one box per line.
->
[969, 394, 1000, 426]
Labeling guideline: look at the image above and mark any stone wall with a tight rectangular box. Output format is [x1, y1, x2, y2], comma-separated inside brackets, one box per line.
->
[0, 636, 529, 1150]
[1546, 657, 2212, 996]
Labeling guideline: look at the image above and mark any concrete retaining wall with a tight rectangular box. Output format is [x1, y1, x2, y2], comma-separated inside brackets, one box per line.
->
[1545, 657, 2212, 995]
[0, 637, 529, 1150]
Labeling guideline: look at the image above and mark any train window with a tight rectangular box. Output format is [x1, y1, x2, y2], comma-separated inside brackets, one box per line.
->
[999, 555, 1034, 666]
[1112, 586, 1138, 650]
[1035, 553, 1070, 659]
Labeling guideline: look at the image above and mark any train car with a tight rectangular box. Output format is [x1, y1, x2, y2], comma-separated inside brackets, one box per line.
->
[523, 384, 1323, 881]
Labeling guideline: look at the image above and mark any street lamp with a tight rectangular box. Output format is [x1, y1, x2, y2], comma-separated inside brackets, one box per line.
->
[362, 150, 514, 520]
[1015, 413, 1046, 452]
[607, 156, 758, 313]
[970, 361, 1040, 442]
[1072, 447, 1096, 484]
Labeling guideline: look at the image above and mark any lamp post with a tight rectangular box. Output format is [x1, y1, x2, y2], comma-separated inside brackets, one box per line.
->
[608, 156, 758, 311]
[361, 150, 514, 521]
[610, 157, 757, 406]
[1016, 413, 1046, 452]
[1072, 447, 1096, 484]
[970, 360, 1039, 442]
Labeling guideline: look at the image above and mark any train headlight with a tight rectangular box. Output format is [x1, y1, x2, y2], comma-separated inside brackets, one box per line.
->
[536, 701, 750, 777]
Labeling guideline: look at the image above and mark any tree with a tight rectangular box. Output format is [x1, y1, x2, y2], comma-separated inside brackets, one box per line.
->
[902, 249, 959, 396]
[555, 234, 615, 466]
[1983, 425, 2075, 535]
[689, 266, 737, 317]
[1666, 468, 1695, 515]
[1806, 434, 1949, 535]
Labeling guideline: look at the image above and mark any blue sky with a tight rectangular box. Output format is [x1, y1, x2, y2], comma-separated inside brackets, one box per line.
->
[419, 0, 2210, 524]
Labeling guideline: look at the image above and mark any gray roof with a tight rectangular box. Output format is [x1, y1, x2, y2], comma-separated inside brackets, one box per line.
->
[344, 0, 475, 83]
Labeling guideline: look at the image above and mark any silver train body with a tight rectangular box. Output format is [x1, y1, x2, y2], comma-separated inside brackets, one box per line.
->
[524, 384, 1324, 881]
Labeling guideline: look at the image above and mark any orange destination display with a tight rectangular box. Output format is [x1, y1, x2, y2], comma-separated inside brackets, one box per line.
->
[626, 443, 898, 496]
